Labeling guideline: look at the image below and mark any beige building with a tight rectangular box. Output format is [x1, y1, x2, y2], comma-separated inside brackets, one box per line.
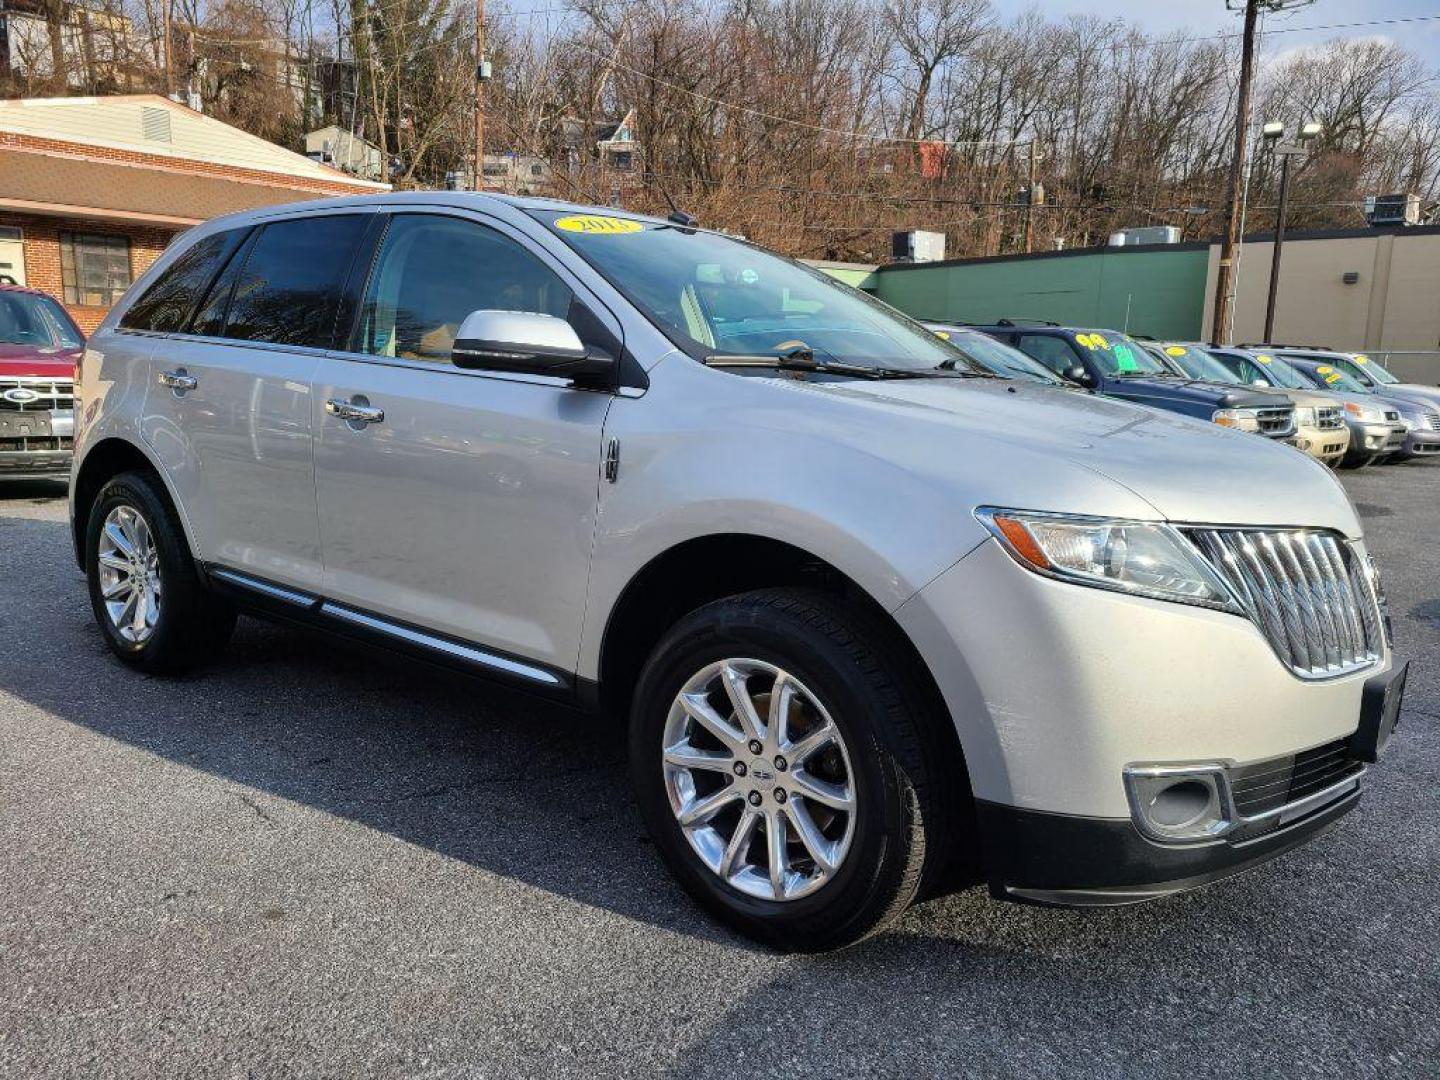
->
[1202, 224, 1440, 352]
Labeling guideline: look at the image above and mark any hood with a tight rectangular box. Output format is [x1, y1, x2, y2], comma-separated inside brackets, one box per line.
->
[0, 343, 79, 379]
[777, 375, 1361, 535]
[1382, 383, 1440, 410]
[1103, 374, 1275, 410]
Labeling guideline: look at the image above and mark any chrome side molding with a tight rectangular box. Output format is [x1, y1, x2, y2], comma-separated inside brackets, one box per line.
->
[209, 567, 318, 608]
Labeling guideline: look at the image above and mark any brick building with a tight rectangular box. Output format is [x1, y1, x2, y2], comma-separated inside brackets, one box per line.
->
[0, 94, 388, 332]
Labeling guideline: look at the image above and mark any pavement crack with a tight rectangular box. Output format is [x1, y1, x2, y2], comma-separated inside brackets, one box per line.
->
[238, 792, 275, 824]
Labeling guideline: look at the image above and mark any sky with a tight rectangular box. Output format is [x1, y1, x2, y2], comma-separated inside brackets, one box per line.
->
[1011, 0, 1440, 67]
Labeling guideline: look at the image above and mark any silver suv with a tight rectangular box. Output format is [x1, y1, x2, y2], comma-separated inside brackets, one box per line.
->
[70, 194, 1405, 951]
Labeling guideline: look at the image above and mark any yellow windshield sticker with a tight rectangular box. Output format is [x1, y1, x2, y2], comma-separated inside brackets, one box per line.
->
[1316, 365, 1333, 374]
[933, 330, 950, 340]
[1256, 354, 1273, 363]
[1075, 333, 1093, 349]
[1354, 354, 1369, 364]
[1325, 373, 1343, 384]
[554, 214, 644, 235]
[1165, 345, 1186, 357]
[1093, 334, 1110, 348]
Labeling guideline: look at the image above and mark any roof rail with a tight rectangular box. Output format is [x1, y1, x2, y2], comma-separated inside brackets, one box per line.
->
[1237, 342, 1334, 351]
[996, 318, 1060, 327]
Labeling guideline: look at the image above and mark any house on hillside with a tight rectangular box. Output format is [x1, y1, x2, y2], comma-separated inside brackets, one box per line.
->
[305, 124, 384, 182]
[0, 93, 388, 330]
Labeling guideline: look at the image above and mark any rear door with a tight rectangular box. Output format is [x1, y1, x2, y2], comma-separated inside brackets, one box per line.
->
[312, 208, 616, 675]
[140, 211, 375, 592]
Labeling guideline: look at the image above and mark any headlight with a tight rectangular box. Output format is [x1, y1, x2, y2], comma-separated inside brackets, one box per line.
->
[1212, 407, 1260, 431]
[976, 509, 1238, 611]
[1344, 401, 1384, 423]
[1294, 406, 1317, 427]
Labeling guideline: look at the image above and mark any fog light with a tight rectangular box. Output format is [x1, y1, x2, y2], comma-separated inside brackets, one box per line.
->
[1124, 764, 1234, 843]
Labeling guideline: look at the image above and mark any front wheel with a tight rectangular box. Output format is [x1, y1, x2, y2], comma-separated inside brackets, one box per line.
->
[630, 589, 950, 951]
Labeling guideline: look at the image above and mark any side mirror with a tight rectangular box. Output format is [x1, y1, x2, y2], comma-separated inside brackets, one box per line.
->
[451, 310, 613, 385]
[1063, 364, 1095, 388]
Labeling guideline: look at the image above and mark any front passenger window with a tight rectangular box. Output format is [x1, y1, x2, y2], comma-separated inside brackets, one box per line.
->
[356, 215, 574, 364]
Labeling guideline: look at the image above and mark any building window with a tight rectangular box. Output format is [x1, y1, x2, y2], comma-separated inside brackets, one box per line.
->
[60, 232, 132, 306]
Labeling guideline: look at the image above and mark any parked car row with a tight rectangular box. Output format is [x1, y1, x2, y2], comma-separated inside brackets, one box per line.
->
[925, 318, 1439, 473]
[0, 283, 84, 482]
[44, 196, 1410, 951]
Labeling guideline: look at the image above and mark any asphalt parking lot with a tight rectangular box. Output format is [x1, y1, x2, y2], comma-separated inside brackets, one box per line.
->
[0, 465, 1436, 1079]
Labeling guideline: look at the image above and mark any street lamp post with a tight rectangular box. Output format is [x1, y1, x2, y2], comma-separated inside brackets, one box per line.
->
[1261, 120, 1321, 344]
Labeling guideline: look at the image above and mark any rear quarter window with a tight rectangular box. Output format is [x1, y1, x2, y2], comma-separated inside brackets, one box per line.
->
[120, 228, 249, 333]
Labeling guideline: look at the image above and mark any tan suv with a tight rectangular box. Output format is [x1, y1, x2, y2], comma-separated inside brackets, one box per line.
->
[1147, 343, 1350, 467]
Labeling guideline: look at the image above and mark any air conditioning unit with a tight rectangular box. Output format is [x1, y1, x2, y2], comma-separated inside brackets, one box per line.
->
[1107, 226, 1181, 247]
[1364, 193, 1420, 227]
[891, 230, 946, 263]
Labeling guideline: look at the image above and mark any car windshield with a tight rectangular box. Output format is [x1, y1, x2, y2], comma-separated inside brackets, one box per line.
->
[1236, 351, 1313, 390]
[1349, 354, 1400, 384]
[530, 210, 969, 372]
[1159, 344, 1237, 382]
[942, 329, 1061, 383]
[1294, 360, 1368, 393]
[0, 290, 82, 349]
[1073, 331, 1168, 376]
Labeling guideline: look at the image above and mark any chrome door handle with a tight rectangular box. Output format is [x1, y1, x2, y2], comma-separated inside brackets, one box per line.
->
[157, 370, 198, 391]
[325, 398, 385, 424]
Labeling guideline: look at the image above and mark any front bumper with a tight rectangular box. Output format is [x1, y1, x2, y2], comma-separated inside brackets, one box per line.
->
[1290, 423, 1349, 465]
[1397, 427, 1440, 458]
[1351, 420, 1407, 456]
[0, 448, 71, 480]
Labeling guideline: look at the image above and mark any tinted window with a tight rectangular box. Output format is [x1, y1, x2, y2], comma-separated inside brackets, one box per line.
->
[190, 231, 255, 338]
[120, 228, 247, 332]
[1016, 334, 1081, 374]
[223, 215, 368, 348]
[356, 215, 573, 364]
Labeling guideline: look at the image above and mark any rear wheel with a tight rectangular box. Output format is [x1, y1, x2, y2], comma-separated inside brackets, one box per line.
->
[85, 471, 235, 673]
[630, 588, 953, 951]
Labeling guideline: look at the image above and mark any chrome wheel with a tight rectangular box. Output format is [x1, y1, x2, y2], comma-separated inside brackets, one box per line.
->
[96, 504, 161, 644]
[662, 658, 856, 901]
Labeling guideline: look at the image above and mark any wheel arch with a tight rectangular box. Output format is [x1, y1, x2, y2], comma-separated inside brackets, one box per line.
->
[71, 437, 194, 571]
[596, 531, 979, 892]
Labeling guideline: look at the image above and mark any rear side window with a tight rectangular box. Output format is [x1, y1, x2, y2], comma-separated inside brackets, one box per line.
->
[1016, 333, 1081, 374]
[222, 215, 368, 348]
[120, 228, 248, 333]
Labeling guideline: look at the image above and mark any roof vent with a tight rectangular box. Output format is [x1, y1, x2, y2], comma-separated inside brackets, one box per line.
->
[141, 107, 172, 143]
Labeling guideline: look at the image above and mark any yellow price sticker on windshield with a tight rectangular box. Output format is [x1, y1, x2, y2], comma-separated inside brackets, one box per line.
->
[1325, 373, 1343, 384]
[1256, 354, 1273, 363]
[1316, 365, 1333, 374]
[1092, 333, 1110, 349]
[933, 330, 950, 340]
[1075, 333, 1094, 349]
[1354, 354, 1370, 364]
[554, 214, 644, 235]
[1165, 345, 1186, 357]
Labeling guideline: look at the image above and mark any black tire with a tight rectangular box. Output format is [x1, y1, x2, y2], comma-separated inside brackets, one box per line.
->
[85, 470, 235, 673]
[629, 588, 957, 952]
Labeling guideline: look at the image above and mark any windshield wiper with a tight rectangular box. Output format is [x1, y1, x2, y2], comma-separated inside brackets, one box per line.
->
[703, 348, 970, 381]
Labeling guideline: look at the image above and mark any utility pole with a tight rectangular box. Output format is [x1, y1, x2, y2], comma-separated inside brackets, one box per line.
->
[1210, 0, 1259, 345]
[473, 0, 485, 191]
[1211, 0, 1314, 344]
[162, 0, 173, 98]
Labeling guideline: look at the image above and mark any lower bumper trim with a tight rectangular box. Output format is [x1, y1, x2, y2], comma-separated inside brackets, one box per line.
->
[977, 784, 1362, 908]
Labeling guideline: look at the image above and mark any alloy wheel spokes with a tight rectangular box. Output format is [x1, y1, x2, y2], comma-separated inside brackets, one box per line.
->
[97, 504, 161, 645]
[662, 658, 856, 902]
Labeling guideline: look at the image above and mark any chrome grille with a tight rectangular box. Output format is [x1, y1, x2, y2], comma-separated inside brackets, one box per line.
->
[1424, 408, 1440, 432]
[1315, 406, 1344, 430]
[1256, 406, 1295, 437]
[1186, 528, 1384, 680]
[0, 376, 74, 412]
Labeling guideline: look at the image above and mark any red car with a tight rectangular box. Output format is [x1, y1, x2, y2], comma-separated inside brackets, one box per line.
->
[0, 284, 84, 482]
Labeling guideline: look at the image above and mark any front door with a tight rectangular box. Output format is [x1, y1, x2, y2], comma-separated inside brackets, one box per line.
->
[313, 210, 615, 673]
